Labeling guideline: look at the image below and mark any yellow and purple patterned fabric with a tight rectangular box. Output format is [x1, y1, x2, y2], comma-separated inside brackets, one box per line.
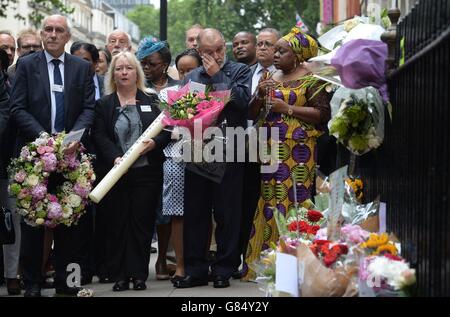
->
[242, 79, 322, 281]
[282, 26, 318, 62]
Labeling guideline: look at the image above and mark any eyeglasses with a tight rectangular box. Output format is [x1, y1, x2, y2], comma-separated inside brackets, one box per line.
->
[21, 45, 42, 50]
[256, 41, 275, 48]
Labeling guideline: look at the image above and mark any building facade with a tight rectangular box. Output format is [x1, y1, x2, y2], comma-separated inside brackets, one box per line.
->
[104, 0, 151, 15]
[0, 0, 140, 55]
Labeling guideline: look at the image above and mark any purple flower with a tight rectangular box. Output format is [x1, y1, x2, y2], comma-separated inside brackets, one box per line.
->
[64, 153, 80, 169]
[47, 202, 63, 220]
[42, 153, 57, 172]
[73, 183, 90, 198]
[31, 183, 47, 200]
[14, 170, 27, 183]
[20, 148, 30, 159]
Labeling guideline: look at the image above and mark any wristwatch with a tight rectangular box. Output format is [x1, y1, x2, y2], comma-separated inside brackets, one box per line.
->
[287, 106, 293, 116]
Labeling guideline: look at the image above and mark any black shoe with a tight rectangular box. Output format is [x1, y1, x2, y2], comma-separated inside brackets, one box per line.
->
[231, 270, 242, 280]
[98, 276, 112, 284]
[173, 275, 208, 288]
[170, 275, 185, 284]
[132, 279, 147, 290]
[55, 286, 83, 296]
[24, 284, 41, 297]
[112, 280, 129, 292]
[213, 275, 230, 288]
[6, 278, 21, 295]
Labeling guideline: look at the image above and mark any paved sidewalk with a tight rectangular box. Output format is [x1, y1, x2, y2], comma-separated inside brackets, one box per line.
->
[0, 250, 265, 297]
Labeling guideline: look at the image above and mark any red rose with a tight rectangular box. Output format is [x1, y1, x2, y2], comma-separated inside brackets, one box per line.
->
[307, 210, 324, 222]
[323, 253, 338, 267]
[307, 225, 321, 235]
[299, 221, 309, 233]
[288, 221, 298, 232]
[314, 240, 331, 246]
[320, 243, 331, 255]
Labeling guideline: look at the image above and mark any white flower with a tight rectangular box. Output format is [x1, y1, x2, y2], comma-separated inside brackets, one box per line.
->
[35, 202, 44, 212]
[33, 161, 43, 173]
[62, 206, 73, 218]
[26, 174, 39, 187]
[43, 172, 49, 177]
[367, 257, 415, 290]
[67, 194, 82, 208]
[368, 136, 381, 149]
[35, 218, 45, 225]
[31, 151, 37, 156]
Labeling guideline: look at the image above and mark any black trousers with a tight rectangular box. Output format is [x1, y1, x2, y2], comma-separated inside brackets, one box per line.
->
[183, 163, 244, 279]
[103, 166, 161, 281]
[20, 218, 84, 289]
[237, 161, 261, 268]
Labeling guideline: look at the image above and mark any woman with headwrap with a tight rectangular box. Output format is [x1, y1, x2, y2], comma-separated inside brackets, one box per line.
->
[136, 38, 180, 93]
[136, 38, 180, 281]
[242, 27, 331, 281]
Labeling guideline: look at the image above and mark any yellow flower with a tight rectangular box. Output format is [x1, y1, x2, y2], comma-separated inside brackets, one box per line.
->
[373, 243, 398, 256]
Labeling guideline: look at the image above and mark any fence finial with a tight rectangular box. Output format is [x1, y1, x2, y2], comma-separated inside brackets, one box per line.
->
[381, 5, 401, 74]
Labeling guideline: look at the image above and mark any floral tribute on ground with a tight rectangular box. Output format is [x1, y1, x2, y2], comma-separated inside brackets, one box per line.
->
[8, 132, 95, 227]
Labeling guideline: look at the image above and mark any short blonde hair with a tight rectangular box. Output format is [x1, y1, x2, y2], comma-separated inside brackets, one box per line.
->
[104, 51, 150, 95]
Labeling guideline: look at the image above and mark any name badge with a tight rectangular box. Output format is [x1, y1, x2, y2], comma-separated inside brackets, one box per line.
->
[52, 84, 64, 93]
[140, 105, 152, 112]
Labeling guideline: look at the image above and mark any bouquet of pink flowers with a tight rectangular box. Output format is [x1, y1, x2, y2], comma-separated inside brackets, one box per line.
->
[8, 132, 95, 227]
[160, 82, 231, 134]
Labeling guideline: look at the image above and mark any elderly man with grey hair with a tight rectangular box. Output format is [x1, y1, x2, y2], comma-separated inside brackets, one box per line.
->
[173, 28, 252, 289]
[9, 14, 95, 297]
[106, 29, 132, 56]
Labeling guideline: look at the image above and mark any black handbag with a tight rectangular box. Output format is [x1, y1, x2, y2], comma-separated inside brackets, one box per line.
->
[0, 206, 15, 245]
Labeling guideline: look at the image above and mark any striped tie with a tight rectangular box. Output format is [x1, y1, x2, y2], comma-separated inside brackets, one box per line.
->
[51, 59, 64, 132]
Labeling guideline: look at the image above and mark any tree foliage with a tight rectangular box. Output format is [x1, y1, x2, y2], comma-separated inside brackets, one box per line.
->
[1, 0, 74, 27]
[127, 0, 320, 59]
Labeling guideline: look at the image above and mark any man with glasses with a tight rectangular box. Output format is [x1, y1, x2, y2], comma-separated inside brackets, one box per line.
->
[106, 30, 132, 56]
[8, 28, 42, 78]
[234, 28, 281, 280]
[10, 14, 95, 297]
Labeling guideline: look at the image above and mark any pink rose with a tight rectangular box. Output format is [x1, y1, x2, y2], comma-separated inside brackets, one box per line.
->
[37, 146, 46, 155]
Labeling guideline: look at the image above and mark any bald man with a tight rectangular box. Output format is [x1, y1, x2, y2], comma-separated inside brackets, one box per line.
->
[173, 28, 252, 289]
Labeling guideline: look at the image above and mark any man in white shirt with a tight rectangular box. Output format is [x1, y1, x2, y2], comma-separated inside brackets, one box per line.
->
[10, 15, 95, 297]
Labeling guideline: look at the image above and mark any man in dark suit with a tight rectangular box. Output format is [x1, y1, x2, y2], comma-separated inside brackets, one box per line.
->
[9, 15, 95, 297]
[173, 28, 252, 289]
[236, 28, 281, 278]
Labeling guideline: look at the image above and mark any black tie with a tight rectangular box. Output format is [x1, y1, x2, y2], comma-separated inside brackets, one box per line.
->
[51, 59, 64, 132]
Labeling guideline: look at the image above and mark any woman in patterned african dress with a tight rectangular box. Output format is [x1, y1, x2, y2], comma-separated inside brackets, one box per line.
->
[242, 27, 331, 281]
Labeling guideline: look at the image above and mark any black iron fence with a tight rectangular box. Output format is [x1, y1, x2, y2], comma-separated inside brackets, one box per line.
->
[360, 0, 450, 296]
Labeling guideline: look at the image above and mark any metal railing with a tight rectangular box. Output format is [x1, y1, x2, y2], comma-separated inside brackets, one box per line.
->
[360, 0, 450, 296]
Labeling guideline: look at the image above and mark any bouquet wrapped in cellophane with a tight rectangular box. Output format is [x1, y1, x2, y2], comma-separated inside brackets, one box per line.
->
[160, 82, 231, 134]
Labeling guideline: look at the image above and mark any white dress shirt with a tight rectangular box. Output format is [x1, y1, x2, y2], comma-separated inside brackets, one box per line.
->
[44, 51, 65, 133]
[251, 63, 276, 95]
[93, 74, 100, 101]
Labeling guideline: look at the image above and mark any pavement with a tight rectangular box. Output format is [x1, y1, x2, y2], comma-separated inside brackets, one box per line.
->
[0, 246, 265, 297]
